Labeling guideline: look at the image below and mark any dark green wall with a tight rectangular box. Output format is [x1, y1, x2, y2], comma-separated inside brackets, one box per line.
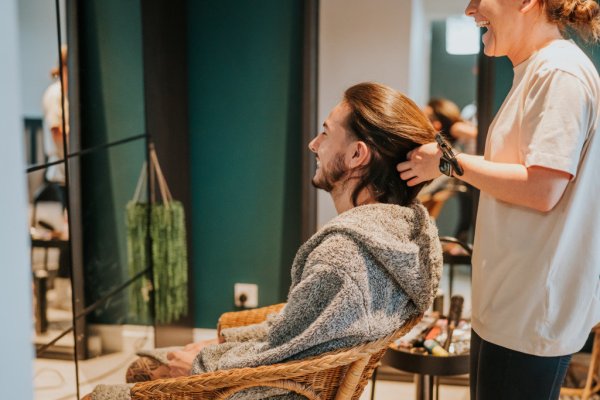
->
[429, 20, 478, 110]
[79, 0, 304, 328]
[187, 0, 304, 327]
[580, 42, 600, 67]
[491, 57, 513, 115]
[80, 0, 147, 324]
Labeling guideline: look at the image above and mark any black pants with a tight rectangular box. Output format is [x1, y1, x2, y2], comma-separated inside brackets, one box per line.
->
[470, 329, 572, 400]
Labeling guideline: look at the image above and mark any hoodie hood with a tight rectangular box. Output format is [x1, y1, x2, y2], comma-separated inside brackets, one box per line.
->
[292, 202, 442, 313]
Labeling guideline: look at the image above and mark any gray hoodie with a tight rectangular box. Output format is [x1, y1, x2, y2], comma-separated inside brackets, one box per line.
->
[92, 202, 442, 400]
[192, 202, 442, 373]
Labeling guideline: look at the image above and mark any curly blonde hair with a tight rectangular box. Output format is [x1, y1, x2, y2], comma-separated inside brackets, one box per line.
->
[542, 0, 600, 42]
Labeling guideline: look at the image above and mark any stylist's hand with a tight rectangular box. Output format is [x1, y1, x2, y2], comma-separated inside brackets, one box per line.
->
[397, 142, 443, 186]
[166, 349, 197, 378]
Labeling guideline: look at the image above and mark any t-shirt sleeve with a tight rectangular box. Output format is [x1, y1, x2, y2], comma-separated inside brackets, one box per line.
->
[520, 69, 592, 178]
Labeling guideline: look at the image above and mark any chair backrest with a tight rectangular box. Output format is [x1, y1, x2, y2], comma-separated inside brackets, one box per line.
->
[219, 314, 423, 400]
[131, 314, 422, 400]
[222, 314, 424, 400]
[347, 314, 423, 400]
[217, 303, 285, 338]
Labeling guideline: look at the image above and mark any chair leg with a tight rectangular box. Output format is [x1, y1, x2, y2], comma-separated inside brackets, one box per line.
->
[370, 367, 378, 400]
[335, 357, 370, 400]
[448, 264, 454, 299]
[582, 330, 600, 400]
[562, 329, 600, 400]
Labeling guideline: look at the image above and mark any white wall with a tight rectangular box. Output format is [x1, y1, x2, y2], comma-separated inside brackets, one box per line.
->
[318, 0, 428, 226]
[0, 0, 34, 398]
[409, 0, 430, 107]
[18, 0, 66, 117]
[424, 0, 468, 21]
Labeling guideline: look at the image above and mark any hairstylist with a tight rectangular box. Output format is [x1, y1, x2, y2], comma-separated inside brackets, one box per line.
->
[397, 0, 600, 398]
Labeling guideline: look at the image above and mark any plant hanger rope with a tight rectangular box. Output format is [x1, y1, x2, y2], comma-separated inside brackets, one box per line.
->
[127, 145, 188, 324]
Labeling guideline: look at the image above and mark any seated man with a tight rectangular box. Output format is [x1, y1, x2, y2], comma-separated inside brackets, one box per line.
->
[88, 82, 443, 400]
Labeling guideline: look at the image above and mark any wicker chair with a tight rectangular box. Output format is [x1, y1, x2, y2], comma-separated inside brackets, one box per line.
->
[560, 323, 600, 400]
[129, 304, 422, 400]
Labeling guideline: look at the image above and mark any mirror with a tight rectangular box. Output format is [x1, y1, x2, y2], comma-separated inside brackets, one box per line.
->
[317, 0, 478, 243]
[421, 15, 478, 244]
[29, 164, 71, 342]
[22, 0, 71, 343]
[18, 0, 79, 398]
[74, 0, 152, 396]
[22, 0, 153, 397]
[20, 0, 71, 345]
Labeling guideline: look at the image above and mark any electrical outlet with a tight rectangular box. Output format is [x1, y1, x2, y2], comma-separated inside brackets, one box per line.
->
[234, 283, 258, 308]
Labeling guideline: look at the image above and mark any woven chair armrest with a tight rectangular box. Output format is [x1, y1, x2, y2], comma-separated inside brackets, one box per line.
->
[131, 315, 422, 399]
[131, 338, 384, 398]
[217, 303, 286, 334]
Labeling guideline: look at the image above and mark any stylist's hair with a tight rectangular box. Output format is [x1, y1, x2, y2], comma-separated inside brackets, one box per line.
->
[542, 0, 600, 42]
[343, 82, 436, 207]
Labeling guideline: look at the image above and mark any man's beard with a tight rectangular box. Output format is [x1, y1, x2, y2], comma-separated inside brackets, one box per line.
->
[311, 153, 348, 192]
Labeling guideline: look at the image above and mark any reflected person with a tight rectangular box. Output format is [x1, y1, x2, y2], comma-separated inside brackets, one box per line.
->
[37, 45, 71, 310]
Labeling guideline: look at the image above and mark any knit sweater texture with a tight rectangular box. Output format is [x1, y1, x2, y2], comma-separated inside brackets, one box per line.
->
[91, 202, 442, 400]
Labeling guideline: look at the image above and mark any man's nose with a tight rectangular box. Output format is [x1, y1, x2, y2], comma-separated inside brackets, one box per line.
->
[308, 136, 318, 153]
[465, 0, 477, 17]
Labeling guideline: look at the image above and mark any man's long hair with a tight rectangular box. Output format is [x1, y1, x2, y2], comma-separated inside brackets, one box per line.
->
[343, 82, 436, 207]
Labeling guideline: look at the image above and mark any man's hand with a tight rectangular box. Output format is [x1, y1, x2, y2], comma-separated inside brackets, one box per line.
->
[166, 349, 197, 378]
[397, 142, 443, 186]
[166, 338, 219, 378]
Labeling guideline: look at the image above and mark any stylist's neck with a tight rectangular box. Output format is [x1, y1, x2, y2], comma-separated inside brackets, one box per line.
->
[508, 16, 562, 66]
[331, 180, 378, 215]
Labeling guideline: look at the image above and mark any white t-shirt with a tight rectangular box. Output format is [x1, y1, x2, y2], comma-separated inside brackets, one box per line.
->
[472, 40, 600, 356]
[42, 80, 68, 183]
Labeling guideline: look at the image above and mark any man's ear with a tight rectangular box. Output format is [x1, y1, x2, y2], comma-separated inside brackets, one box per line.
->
[349, 141, 371, 168]
[519, 0, 538, 14]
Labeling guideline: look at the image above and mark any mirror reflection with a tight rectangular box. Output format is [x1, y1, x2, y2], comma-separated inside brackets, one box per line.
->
[29, 163, 71, 343]
[80, 139, 149, 325]
[73, 0, 154, 392]
[41, 45, 70, 183]
[21, 0, 72, 337]
[421, 16, 478, 245]
[19, 0, 77, 398]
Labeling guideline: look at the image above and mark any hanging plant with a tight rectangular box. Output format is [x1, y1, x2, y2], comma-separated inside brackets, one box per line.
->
[126, 147, 188, 324]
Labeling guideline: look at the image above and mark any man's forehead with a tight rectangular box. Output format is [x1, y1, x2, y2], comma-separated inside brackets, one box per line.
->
[325, 102, 350, 128]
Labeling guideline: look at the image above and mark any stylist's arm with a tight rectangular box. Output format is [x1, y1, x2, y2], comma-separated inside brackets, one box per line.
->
[397, 143, 571, 212]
